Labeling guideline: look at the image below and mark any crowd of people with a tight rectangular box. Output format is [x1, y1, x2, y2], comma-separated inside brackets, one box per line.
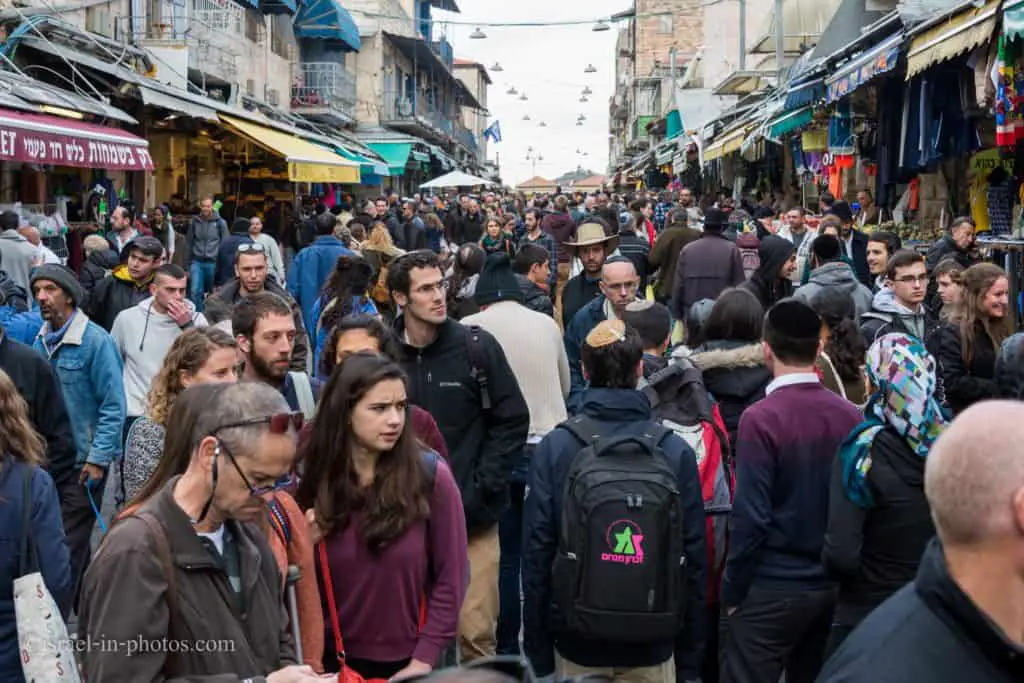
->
[0, 183, 1022, 683]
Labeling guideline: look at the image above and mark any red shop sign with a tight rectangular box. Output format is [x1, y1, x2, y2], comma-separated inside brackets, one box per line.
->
[0, 108, 153, 171]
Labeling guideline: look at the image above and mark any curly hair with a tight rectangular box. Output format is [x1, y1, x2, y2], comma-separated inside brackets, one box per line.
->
[146, 327, 237, 426]
[0, 368, 45, 466]
[318, 255, 374, 335]
[959, 263, 1014, 366]
[810, 287, 865, 384]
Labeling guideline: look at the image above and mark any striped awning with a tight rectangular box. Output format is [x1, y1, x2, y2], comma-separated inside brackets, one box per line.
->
[768, 106, 814, 139]
[704, 124, 754, 161]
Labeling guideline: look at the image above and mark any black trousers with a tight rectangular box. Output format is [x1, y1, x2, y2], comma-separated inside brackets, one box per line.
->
[60, 474, 108, 608]
[721, 586, 836, 683]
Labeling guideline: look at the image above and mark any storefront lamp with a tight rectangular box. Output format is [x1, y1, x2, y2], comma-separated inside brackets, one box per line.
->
[40, 105, 84, 120]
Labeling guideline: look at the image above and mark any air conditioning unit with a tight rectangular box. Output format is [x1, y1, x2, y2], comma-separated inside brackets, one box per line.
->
[245, 79, 256, 97]
[266, 88, 280, 106]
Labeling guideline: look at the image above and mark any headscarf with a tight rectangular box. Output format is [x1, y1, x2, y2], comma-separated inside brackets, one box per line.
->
[839, 333, 949, 507]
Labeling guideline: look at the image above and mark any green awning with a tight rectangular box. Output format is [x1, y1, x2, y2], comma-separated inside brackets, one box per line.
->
[768, 106, 814, 139]
[1007, 0, 1024, 40]
[337, 147, 390, 177]
[366, 142, 413, 175]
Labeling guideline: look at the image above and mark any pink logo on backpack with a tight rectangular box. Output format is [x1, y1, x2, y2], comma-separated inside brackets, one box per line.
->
[601, 520, 645, 565]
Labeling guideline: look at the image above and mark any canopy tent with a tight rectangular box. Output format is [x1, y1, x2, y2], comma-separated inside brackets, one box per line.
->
[420, 170, 496, 188]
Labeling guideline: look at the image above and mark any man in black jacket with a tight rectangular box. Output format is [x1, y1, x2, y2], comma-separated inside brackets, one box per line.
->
[925, 216, 977, 314]
[513, 243, 555, 317]
[819, 400, 1024, 683]
[0, 330, 78, 491]
[388, 250, 529, 662]
[84, 235, 163, 331]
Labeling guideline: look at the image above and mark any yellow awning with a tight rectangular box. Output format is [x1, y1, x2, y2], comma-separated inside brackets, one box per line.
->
[906, 0, 999, 79]
[219, 114, 361, 183]
[705, 124, 753, 161]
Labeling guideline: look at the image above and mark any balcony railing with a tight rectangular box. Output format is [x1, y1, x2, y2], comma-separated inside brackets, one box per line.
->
[382, 91, 455, 138]
[454, 123, 478, 154]
[291, 62, 356, 115]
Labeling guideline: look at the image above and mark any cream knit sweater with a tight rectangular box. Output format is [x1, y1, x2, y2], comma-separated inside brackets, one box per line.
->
[462, 301, 569, 438]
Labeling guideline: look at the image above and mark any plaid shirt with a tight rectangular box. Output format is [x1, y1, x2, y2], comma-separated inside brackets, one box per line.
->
[653, 201, 674, 232]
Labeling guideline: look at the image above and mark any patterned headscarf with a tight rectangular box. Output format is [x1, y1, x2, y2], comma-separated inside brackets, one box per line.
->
[839, 333, 949, 507]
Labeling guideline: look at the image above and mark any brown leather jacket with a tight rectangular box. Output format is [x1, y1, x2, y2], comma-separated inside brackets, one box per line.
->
[79, 477, 296, 681]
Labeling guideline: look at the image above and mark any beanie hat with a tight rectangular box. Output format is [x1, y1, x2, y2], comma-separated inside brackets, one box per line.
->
[474, 253, 525, 307]
[31, 264, 85, 307]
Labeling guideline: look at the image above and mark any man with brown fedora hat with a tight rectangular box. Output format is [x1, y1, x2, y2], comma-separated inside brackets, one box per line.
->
[560, 221, 618, 329]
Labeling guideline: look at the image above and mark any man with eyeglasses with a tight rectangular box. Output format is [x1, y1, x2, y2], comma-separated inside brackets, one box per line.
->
[861, 250, 939, 346]
[564, 256, 641, 413]
[215, 217, 255, 288]
[209, 243, 310, 372]
[389, 250, 529, 663]
[79, 381, 321, 683]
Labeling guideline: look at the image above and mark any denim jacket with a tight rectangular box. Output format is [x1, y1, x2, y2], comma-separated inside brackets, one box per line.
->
[34, 311, 126, 469]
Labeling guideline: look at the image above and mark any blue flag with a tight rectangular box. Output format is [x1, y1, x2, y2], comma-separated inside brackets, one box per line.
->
[484, 120, 502, 143]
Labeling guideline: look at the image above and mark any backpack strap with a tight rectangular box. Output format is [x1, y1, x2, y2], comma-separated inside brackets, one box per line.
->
[288, 371, 317, 420]
[315, 296, 338, 339]
[133, 512, 180, 677]
[465, 325, 491, 410]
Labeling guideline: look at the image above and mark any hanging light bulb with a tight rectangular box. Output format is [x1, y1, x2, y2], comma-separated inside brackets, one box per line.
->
[583, 86, 593, 95]
[519, 92, 528, 101]
[469, 27, 487, 39]
[576, 120, 583, 126]
[578, 113, 587, 121]
[592, 20, 611, 32]
[523, 114, 531, 121]
[506, 86, 518, 95]
[491, 62, 503, 72]
[580, 96, 589, 103]
[584, 64, 597, 73]
[539, 121, 547, 127]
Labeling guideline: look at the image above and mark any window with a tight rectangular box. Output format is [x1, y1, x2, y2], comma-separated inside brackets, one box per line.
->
[658, 14, 673, 34]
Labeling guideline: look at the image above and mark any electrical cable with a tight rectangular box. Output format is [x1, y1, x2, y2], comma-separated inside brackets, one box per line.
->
[347, 8, 671, 28]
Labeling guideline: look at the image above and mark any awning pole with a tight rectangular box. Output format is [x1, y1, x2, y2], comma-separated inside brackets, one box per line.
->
[774, 0, 784, 84]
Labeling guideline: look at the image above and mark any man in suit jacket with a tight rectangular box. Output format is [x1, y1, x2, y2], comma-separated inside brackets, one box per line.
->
[829, 201, 872, 287]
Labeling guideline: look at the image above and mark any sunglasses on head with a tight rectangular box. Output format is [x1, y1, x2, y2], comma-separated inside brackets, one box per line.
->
[237, 242, 267, 253]
[214, 412, 305, 435]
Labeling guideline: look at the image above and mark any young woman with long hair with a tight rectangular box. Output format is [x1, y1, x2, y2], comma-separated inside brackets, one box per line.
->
[479, 217, 513, 256]
[810, 287, 869, 408]
[296, 353, 467, 681]
[932, 258, 965, 321]
[362, 221, 404, 319]
[310, 254, 378, 370]
[121, 327, 238, 503]
[126, 383, 325, 672]
[932, 262, 1013, 414]
[0, 368, 72, 681]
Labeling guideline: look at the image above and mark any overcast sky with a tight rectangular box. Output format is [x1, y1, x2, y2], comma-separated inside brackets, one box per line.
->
[437, 1, 625, 187]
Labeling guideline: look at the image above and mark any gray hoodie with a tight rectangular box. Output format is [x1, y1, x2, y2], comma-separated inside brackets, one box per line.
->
[793, 261, 874, 320]
[860, 286, 931, 345]
[0, 229, 38, 293]
[110, 297, 207, 416]
[185, 213, 228, 264]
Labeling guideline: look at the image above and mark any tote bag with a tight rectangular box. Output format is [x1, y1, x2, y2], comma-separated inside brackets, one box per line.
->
[15, 467, 81, 682]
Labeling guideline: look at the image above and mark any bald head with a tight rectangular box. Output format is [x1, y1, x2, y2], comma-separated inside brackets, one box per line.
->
[17, 226, 40, 246]
[926, 400, 1024, 547]
[600, 258, 640, 313]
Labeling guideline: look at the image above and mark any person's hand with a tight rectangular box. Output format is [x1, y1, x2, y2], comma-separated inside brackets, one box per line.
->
[389, 659, 432, 682]
[166, 299, 194, 327]
[79, 463, 105, 486]
[267, 664, 321, 683]
[306, 508, 323, 545]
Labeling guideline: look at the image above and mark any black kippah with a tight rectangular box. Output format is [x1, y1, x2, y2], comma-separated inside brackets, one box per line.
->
[767, 299, 821, 341]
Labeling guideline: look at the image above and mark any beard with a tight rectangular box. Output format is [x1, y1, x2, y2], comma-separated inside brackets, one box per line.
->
[248, 349, 289, 383]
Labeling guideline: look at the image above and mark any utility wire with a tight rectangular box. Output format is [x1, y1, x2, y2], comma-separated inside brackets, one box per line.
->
[347, 8, 670, 28]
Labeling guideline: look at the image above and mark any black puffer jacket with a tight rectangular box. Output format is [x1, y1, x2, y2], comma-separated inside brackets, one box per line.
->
[823, 427, 934, 613]
[684, 340, 771, 453]
[995, 333, 1024, 399]
[0, 270, 28, 311]
[930, 320, 998, 415]
[79, 248, 119, 293]
[740, 235, 795, 309]
[84, 264, 153, 331]
[516, 274, 553, 317]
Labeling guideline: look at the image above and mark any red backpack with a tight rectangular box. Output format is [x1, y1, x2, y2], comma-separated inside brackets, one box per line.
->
[640, 358, 734, 601]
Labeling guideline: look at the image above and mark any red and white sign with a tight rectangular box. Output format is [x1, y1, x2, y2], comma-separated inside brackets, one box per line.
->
[0, 108, 153, 171]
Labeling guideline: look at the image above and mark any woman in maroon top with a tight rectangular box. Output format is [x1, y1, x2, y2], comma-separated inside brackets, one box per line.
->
[296, 354, 468, 681]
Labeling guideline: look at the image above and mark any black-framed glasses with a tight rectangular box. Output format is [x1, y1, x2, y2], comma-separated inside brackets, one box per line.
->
[893, 274, 929, 285]
[214, 413, 305, 435]
[237, 242, 267, 253]
[216, 438, 295, 498]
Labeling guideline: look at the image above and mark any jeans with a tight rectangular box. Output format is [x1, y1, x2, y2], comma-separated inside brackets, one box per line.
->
[496, 447, 532, 655]
[721, 586, 836, 683]
[189, 260, 215, 310]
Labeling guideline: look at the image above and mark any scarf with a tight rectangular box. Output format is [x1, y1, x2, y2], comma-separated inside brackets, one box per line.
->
[839, 333, 949, 508]
[480, 233, 510, 254]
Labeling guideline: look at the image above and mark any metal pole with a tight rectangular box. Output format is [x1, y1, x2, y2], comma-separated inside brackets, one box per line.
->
[739, 0, 746, 71]
[774, 0, 784, 82]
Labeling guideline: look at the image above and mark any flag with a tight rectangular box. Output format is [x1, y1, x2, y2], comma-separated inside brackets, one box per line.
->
[484, 120, 502, 143]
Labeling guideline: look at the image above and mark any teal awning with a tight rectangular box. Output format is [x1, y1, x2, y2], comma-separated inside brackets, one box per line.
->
[367, 142, 413, 175]
[337, 147, 390, 178]
[1007, 0, 1024, 40]
[768, 106, 814, 139]
[261, 0, 296, 15]
[294, 0, 361, 51]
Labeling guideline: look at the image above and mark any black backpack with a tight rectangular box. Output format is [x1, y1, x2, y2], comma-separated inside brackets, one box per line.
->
[552, 415, 687, 643]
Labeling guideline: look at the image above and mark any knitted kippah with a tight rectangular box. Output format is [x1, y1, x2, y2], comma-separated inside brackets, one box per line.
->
[585, 319, 627, 348]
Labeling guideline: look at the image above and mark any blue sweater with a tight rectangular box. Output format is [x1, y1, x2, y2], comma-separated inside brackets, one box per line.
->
[722, 380, 862, 607]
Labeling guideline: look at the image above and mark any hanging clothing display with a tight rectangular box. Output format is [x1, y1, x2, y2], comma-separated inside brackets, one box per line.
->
[995, 36, 1024, 149]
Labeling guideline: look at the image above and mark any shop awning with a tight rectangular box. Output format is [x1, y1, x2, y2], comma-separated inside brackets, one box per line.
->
[219, 114, 360, 183]
[367, 142, 414, 175]
[654, 139, 677, 165]
[336, 147, 390, 177]
[294, 0, 361, 51]
[906, 0, 999, 80]
[825, 31, 902, 103]
[0, 107, 153, 170]
[768, 106, 814, 139]
[704, 124, 754, 161]
[140, 85, 220, 122]
[261, 0, 297, 14]
[1008, 0, 1024, 41]
[785, 76, 824, 110]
